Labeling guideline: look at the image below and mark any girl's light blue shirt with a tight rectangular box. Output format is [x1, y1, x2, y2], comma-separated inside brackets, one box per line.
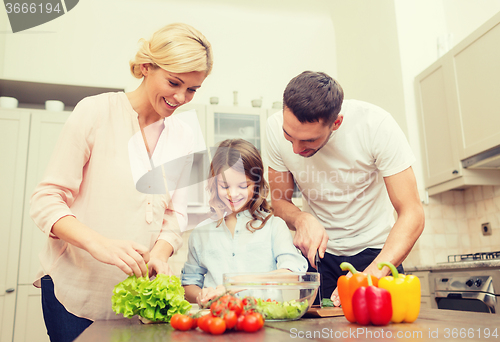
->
[181, 210, 308, 289]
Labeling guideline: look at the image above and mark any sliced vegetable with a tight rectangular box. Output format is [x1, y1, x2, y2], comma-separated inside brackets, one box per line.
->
[321, 298, 334, 307]
[256, 298, 309, 320]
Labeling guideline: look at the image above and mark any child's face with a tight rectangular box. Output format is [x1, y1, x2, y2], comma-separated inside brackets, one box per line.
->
[216, 167, 255, 213]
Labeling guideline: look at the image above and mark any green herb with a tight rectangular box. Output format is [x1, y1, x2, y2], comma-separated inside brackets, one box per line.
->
[111, 274, 191, 323]
[321, 298, 335, 307]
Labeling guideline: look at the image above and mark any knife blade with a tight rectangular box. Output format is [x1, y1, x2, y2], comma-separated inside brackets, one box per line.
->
[315, 250, 322, 308]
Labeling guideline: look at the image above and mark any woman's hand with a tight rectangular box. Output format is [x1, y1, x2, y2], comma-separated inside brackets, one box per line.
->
[51, 216, 150, 278]
[85, 236, 151, 278]
[147, 258, 173, 277]
[197, 285, 226, 307]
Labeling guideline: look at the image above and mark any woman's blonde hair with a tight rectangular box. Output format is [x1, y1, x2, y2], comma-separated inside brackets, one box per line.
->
[207, 139, 273, 232]
[130, 23, 213, 78]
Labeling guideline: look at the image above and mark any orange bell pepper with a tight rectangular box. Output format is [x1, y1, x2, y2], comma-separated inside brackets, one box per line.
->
[338, 262, 379, 323]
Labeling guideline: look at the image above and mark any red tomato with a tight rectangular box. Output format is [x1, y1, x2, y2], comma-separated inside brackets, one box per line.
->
[242, 312, 264, 333]
[170, 314, 193, 331]
[236, 313, 246, 331]
[188, 314, 198, 330]
[228, 298, 243, 316]
[219, 294, 232, 304]
[170, 313, 181, 328]
[210, 301, 225, 317]
[197, 314, 213, 333]
[242, 296, 257, 307]
[223, 310, 237, 330]
[208, 317, 226, 335]
[266, 298, 272, 302]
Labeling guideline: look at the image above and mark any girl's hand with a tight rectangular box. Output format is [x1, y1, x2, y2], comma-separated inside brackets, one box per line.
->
[147, 258, 173, 277]
[197, 285, 226, 307]
[85, 236, 150, 278]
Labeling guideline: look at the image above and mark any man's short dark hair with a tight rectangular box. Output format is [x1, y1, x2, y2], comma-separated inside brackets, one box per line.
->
[283, 71, 344, 126]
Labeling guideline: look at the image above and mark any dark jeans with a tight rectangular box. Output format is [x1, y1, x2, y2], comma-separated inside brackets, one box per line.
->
[307, 248, 404, 304]
[40, 276, 93, 342]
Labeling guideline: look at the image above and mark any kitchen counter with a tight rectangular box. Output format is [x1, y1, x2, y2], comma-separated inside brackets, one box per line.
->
[406, 260, 500, 272]
[75, 309, 499, 341]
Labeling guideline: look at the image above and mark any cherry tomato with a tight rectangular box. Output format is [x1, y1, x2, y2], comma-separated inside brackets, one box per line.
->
[242, 312, 264, 333]
[219, 294, 232, 304]
[228, 298, 243, 316]
[236, 313, 246, 331]
[188, 314, 198, 330]
[210, 301, 225, 317]
[223, 310, 237, 330]
[170, 314, 193, 331]
[266, 298, 272, 302]
[242, 296, 257, 307]
[208, 317, 226, 335]
[170, 313, 181, 328]
[197, 314, 213, 333]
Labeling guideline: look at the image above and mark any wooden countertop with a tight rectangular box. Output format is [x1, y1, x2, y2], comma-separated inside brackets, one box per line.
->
[75, 309, 499, 341]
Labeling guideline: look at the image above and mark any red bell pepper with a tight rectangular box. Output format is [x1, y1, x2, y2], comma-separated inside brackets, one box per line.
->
[352, 274, 392, 326]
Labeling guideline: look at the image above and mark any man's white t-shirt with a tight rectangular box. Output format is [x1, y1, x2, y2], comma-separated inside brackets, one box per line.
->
[264, 99, 415, 256]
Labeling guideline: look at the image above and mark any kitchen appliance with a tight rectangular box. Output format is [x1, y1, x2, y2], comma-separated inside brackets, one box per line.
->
[431, 251, 500, 313]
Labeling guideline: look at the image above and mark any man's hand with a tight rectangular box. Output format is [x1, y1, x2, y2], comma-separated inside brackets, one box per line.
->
[293, 212, 329, 266]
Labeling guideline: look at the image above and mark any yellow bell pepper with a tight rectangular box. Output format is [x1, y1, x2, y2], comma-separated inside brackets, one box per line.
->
[377, 262, 420, 323]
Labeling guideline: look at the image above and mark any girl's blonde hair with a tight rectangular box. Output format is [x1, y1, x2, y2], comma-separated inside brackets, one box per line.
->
[207, 139, 273, 232]
[130, 22, 213, 78]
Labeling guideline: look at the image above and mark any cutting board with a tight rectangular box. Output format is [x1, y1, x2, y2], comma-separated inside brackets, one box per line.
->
[303, 306, 344, 318]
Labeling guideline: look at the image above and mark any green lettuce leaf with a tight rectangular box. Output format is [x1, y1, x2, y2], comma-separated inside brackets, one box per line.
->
[111, 274, 191, 323]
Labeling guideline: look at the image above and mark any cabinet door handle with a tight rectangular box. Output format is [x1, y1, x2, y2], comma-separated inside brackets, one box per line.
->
[5, 288, 15, 293]
[452, 170, 458, 174]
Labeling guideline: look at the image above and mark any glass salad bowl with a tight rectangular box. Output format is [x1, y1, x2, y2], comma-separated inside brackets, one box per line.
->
[223, 272, 320, 321]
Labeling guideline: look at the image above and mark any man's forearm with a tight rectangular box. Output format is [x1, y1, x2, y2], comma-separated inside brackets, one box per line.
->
[364, 206, 425, 277]
[271, 198, 303, 231]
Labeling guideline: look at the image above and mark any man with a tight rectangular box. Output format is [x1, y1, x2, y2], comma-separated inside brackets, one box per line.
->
[264, 71, 424, 306]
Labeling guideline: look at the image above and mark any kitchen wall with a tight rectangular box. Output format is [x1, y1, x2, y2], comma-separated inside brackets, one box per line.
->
[405, 186, 500, 267]
[0, 0, 336, 108]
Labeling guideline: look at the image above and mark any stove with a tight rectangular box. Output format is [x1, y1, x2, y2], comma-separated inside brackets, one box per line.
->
[447, 251, 500, 263]
[431, 251, 500, 314]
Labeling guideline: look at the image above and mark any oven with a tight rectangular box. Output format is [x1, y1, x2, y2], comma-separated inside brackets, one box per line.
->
[431, 252, 500, 314]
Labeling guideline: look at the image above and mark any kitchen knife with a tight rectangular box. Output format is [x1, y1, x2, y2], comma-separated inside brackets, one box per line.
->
[315, 250, 322, 308]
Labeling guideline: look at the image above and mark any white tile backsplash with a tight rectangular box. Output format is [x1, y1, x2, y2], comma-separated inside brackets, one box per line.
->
[405, 185, 500, 268]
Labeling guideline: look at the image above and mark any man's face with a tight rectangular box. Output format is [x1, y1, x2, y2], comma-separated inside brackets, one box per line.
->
[282, 107, 342, 158]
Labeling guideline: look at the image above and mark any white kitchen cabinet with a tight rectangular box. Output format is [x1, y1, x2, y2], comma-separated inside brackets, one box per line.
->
[0, 110, 30, 342]
[415, 11, 500, 196]
[13, 286, 48, 342]
[450, 12, 500, 160]
[0, 108, 68, 342]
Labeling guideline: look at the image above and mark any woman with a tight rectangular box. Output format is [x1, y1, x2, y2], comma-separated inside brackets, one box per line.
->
[30, 23, 213, 342]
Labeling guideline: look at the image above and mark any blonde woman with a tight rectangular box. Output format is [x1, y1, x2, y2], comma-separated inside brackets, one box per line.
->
[30, 23, 213, 342]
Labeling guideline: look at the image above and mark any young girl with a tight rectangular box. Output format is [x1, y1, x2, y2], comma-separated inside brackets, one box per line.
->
[181, 139, 308, 304]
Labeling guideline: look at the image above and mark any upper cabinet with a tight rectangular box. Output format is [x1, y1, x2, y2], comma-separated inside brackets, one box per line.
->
[415, 11, 500, 196]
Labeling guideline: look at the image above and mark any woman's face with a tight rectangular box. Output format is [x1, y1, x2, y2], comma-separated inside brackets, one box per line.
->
[143, 65, 206, 118]
[216, 167, 255, 214]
